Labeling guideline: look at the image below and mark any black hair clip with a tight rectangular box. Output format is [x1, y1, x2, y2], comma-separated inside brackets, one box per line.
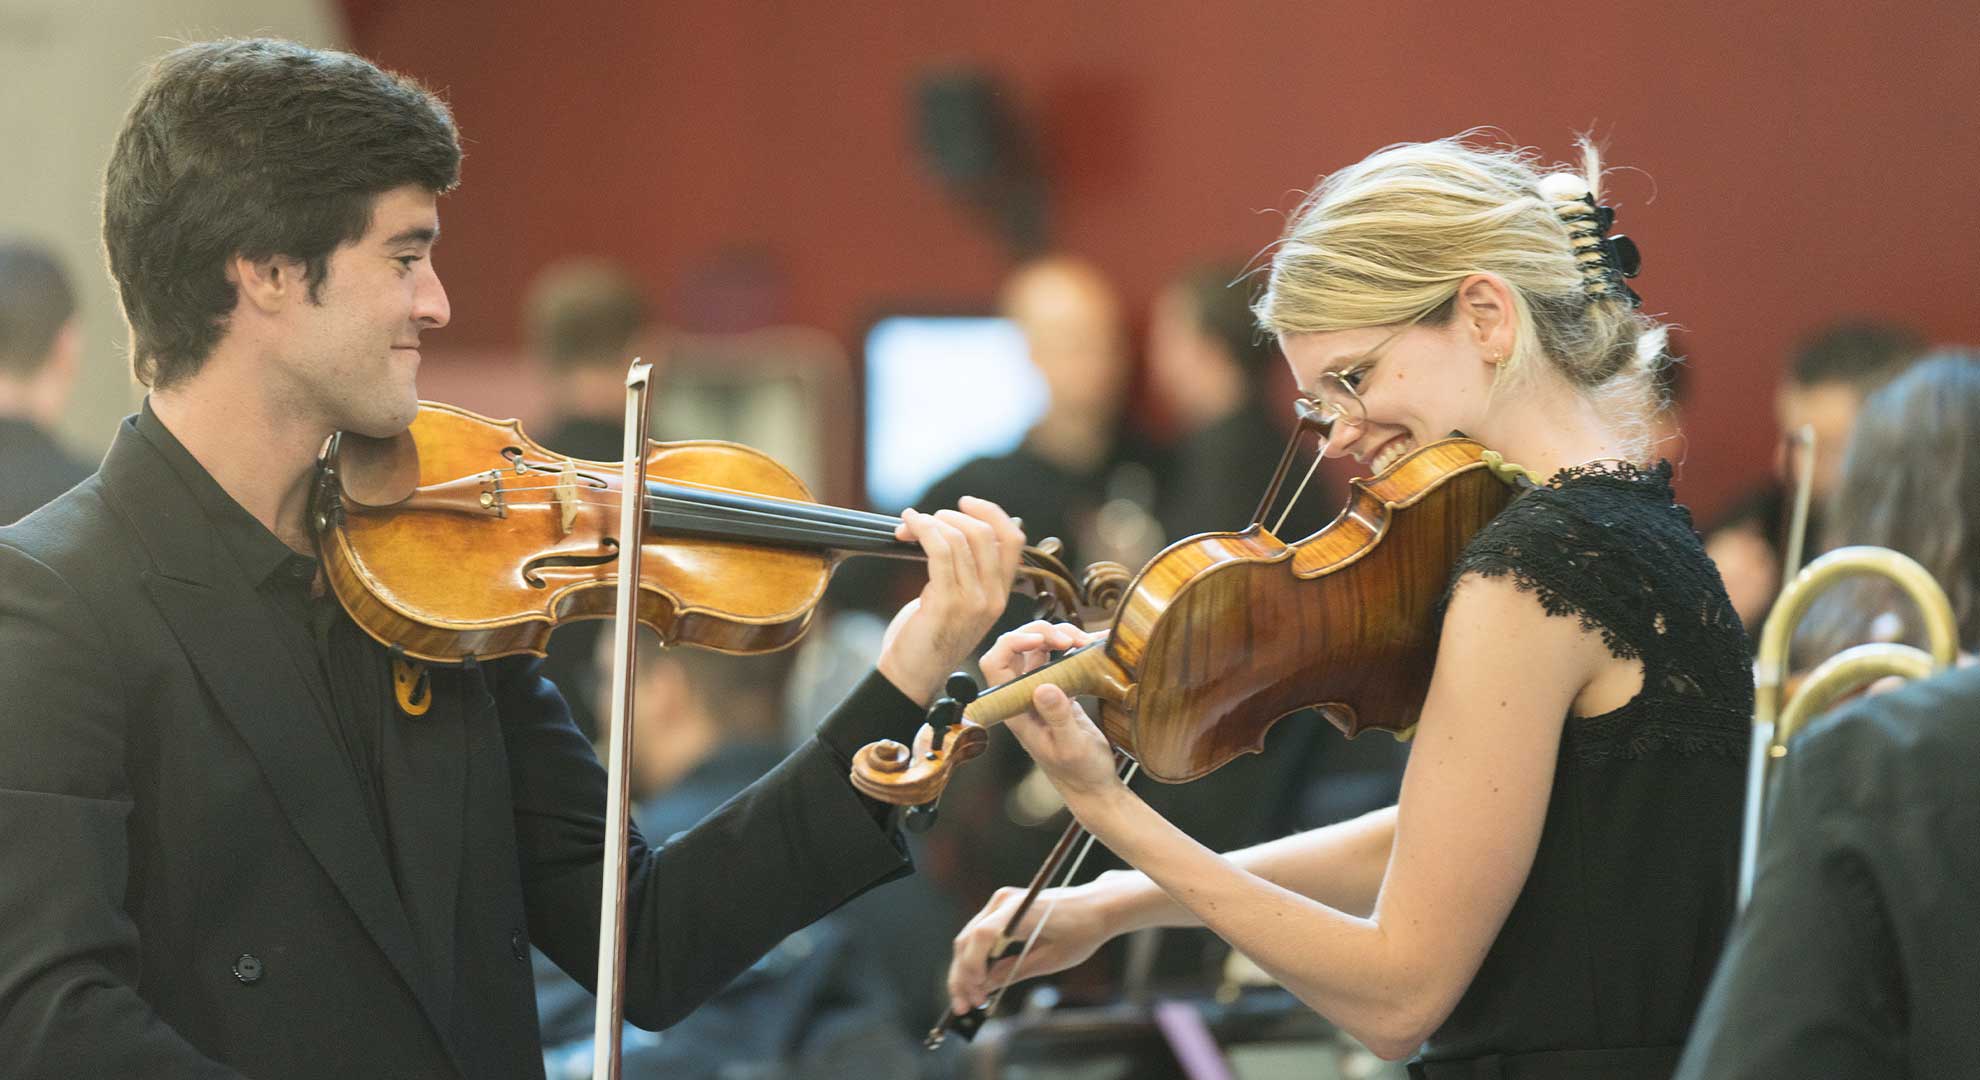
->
[1579, 198, 1643, 308]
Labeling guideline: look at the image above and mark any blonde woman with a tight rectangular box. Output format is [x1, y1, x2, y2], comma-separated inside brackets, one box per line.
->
[945, 136, 1753, 1078]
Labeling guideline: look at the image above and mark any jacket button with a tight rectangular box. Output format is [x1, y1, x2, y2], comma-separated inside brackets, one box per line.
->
[233, 953, 264, 984]
[510, 929, 527, 961]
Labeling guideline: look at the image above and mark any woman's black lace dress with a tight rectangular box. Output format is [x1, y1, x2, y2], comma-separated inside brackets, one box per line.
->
[1408, 462, 1754, 1080]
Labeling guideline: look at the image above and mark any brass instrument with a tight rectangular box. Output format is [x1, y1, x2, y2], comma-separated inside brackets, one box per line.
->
[1737, 544, 1960, 907]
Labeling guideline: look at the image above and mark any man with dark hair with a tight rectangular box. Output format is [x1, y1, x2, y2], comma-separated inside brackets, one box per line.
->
[0, 38, 1021, 1079]
[0, 240, 91, 524]
[1704, 319, 1923, 633]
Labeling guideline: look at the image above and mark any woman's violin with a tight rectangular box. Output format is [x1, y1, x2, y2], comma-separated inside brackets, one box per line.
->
[308, 401, 1124, 664]
[849, 434, 1519, 807]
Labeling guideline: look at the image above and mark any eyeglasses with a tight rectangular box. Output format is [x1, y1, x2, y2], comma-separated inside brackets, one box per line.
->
[1294, 368, 1367, 433]
[1290, 321, 1417, 435]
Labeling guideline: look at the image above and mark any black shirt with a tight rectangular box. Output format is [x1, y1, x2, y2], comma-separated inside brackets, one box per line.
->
[0, 415, 93, 525]
[1416, 462, 1753, 1078]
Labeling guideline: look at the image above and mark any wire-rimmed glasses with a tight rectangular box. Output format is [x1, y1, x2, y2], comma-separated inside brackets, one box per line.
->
[1294, 368, 1367, 435]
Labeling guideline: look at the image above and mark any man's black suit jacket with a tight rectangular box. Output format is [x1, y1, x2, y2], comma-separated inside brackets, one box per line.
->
[1675, 664, 1980, 1078]
[0, 416, 921, 1078]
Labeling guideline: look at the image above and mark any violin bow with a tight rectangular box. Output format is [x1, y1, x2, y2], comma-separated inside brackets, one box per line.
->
[926, 751, 1140, 1047]
[592, 360, 654, 1078]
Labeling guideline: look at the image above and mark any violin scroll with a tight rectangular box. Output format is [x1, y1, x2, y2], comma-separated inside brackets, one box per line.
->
[1078, 560, 1133, 621]
[850, 721, 991, 806]
[852, 641, 1134, 807]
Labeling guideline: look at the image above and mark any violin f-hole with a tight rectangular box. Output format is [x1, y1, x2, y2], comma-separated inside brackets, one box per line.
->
[522, 538, 619, 589]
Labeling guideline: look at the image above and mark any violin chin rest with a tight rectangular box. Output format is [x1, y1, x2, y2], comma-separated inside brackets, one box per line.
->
[333, 427, 422, 508]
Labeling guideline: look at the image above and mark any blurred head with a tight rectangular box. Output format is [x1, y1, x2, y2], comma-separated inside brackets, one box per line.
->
[104, 38, 460, 418]
[1147, 263, 1277, 432]
[0, 241, 81, 426]
[1798, 351, 1980, 659]
[999, 255, 1128, 419]
[524, 259, 652, 374]
[1254, 135, 1670, 468]
[1776, 320, 1924, 501]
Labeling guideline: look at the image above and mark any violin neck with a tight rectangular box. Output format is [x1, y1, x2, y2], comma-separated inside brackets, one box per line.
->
[642, 479, 915, 556]
[963, 643, 1134, 729]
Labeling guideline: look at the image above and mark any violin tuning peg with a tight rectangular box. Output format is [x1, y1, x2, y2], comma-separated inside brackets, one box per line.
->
[904, 801, 940, 833]
[926, 696, 959, 728]
[945, 671, 980, 705]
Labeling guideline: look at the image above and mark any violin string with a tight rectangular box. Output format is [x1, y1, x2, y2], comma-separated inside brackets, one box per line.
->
[378, 476, 1070, 563]
[489, 493, 906, 546]
[1271, 427, 1332, 537]
[982, 759, 1141, 1021]
[479, 478, 905, 531]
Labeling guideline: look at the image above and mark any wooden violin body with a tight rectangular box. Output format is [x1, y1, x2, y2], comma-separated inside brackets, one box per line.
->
[313, 402, 1103, 664]
[852, 436, 1517, 804]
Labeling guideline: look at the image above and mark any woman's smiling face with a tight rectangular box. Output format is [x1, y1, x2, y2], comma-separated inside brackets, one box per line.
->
[1281, 315, 1500, 474]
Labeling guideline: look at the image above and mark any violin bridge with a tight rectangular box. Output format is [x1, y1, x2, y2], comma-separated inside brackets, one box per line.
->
[478, 469, 507, 518]
[556, 459, 579, 536]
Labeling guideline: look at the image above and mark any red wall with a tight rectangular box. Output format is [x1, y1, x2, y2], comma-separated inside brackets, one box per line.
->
[342, 1, 1980, 518]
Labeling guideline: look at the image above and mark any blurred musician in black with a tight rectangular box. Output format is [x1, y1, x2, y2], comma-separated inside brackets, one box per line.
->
[1675, 664, 1980, 1078]
[0, 240, 92, 525]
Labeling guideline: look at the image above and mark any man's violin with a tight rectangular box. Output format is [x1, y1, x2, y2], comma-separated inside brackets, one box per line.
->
[308, 401, 1122, 664]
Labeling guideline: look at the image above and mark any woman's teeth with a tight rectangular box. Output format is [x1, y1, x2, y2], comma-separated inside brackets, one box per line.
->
[1373, 439, 1414, 474]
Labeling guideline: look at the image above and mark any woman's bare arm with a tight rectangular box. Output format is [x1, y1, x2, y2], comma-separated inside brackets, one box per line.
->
[971, 574, 1614, 1059]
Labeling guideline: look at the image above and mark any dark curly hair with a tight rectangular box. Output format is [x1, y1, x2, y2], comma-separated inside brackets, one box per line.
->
[103, 39, 461, 390]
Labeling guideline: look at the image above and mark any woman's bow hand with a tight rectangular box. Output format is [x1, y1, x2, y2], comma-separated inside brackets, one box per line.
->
[946, 879, 1114, 1018]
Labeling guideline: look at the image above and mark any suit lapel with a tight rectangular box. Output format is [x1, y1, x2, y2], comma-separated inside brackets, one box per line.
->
[103, 420, 450, 1039]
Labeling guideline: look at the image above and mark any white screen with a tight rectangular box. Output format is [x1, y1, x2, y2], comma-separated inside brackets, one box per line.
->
[863, 315, 1047, 511]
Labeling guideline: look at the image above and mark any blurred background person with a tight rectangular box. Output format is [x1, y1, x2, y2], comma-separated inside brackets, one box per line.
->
[1792, 350, 1980, 665]
[913, 254, 1142, 574]
[534, 636, 918, 1080]
[1145, 261, 1334, 541]
[1138, 258, 1405, 905]
[1704, 319, 1923, 634]
[524, 257, 659, 459]
[0, 240, 90, 525]
[523, 258, 660, 738]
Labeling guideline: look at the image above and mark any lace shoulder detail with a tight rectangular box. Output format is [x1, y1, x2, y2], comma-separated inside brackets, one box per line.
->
[1441, 461, 1678, 659]
[1439, 460, 1752, 762]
